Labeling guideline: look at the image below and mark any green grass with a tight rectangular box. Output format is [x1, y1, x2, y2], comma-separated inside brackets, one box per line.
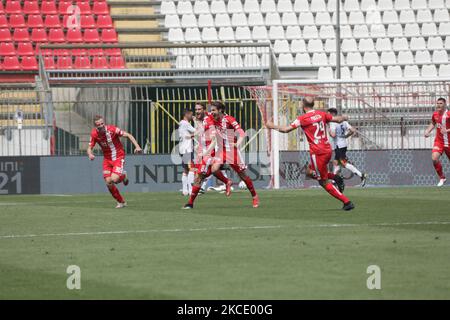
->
[1, 187, 450, 299]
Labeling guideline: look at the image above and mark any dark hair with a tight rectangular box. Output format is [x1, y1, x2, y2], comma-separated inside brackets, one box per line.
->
[195, 101, 206, 109]
[183, 109, 193, 117]
[437, 97, 447, 103]
[302, 97, 315, 109]
[327, 108, 338, 115]
[93, 115, 103, 123]
[211, 101, 226, 111]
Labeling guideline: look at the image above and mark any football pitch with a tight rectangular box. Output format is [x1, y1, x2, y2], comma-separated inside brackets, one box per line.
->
[1, 187, 449, 300]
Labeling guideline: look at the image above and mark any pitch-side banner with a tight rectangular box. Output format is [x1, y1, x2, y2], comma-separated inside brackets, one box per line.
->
[0, 156, 41, 194]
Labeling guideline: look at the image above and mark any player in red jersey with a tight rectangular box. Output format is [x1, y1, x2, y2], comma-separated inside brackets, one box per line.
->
[424, 97, 450, 187]
[87, 115, 142, 208]
[266, 97, 354, 211]
[184, 101, 259, 209]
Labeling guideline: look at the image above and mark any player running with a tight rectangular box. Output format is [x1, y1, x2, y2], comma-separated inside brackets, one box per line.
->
[87, 115, 142, 208]
[424, 97, 450, 187]
[328, 108, 367, 187]
[266, 97, 355, 211]
[178, 109, 195, 195]
[184, 101, 259, 209]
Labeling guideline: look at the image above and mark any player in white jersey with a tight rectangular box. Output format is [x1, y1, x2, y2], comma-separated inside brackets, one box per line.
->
[178, 109, 195, 195]
[328, 108, 367, 187]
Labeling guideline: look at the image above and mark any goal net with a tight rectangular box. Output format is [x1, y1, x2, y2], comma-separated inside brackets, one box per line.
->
[248, 79, 450, 189]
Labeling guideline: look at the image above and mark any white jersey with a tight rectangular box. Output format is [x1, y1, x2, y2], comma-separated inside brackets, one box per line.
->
[178, 119, 195, 154]
[329, 121, 352, 149]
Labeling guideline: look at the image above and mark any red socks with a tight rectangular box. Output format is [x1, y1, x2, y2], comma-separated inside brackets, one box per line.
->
[324, 182, 349, 204]
[118, 174, 126, 183]
[188, 185, 201, 205]
[108, 184, 124, 203]
[214, 171, 230, 184]
[243, 176, 257, 197]
[433, 161, 445, 179]
[327, 172, 336, 180]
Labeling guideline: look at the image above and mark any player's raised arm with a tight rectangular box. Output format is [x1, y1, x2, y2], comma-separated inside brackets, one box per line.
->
[330, 115, 349, 123]
[265, 121, 296, 133]
[122, 131, 142, 153]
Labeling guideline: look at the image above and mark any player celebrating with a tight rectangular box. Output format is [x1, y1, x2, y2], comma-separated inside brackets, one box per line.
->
[87, 115, 142, 208]
[424, 97, 450, 187]
[184, 101, 259, 209]
[328, 108, 367, 187]
[178, 109, 195, 196]
[266, 97, 355, 211]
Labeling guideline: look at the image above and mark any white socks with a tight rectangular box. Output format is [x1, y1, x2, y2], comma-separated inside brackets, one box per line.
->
[182, 173, 188, 195]
[345, 163, 362, 178]
[187, 171, 194, 195]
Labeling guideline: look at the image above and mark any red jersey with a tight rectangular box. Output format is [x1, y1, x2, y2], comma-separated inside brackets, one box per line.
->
[212, 114, 245, 154]
[89, 125, 125, 161]
[290, 110, 333, 154]
[431, 110, 450, 148]
[196, 114, 216, 158]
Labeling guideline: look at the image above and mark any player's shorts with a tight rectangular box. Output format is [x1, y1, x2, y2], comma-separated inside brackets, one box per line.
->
[432, 143, 450, 158]
[309, 151, 332, 181]
[334, 147, 348, 161]
[180, 152, 194, 169]
[103, 157, 125, 178]
[216, 148, 247, 173]
[196, 156, 214, 177]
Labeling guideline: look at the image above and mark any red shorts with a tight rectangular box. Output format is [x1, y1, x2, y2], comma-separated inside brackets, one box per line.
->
[216, 148, 247, 173]
[309, 151, 331, 181]
[196, 156, 214, 177]
[432, 143, 450, 158]
[103, 157, 125, 178]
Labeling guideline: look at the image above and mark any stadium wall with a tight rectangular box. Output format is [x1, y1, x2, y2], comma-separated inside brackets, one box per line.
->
[0, 150, 448, 195]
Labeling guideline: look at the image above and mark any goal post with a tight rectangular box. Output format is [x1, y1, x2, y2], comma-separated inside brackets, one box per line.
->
[250, 78, 450, 189]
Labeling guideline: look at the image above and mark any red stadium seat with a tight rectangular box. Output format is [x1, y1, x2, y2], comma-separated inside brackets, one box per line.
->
[13, 28, 30, 42]
[54, 48, 70, 56]
[0, 42, 16, 56]
[56, 56, 73, 69]
[41, 1, 58, 15]
[62, 15, 81, 29]
[17, 42, 34, 56]
[84, 29, 100, 43]
[0, 28, 12, 41]
[78, 2, 92, 15]
[31, 28, 48, 42]
[27, 14, 44, 28]
[3, 56, 21, 70]
[44, 15, 61, 28]
[48, 28, 65, 42]
[35, 43, 53, 56]
[96, 15, 113, 29]
[80, 15, 96, 28]
[109, 56, 125, 69]
[21, 56, 38, 70]
[92, 2, 109, 15]
[5, 1, 22, 14]
[0, 2, 4, 14]
[88, 48, 104, 56]
[71, 48, 88, 56]
[43, 56, 56, 69]
[101, 29, 118, 43]
[66, 28, 83, 42]
[0, 15, 8, 28]
[74, 56, 91, 69]
[104, 48, 121, 56]
[58, 1, 73, 15]
[92, 56, 108, 69]
[23, 1, 40, 15]
[9, 14, 26, 28]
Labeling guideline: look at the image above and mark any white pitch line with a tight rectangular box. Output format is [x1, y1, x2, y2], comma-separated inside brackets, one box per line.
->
[0, 221, 450, 240]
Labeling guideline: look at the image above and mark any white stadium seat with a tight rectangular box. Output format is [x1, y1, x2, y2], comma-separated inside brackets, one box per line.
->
[198, 14, 214, 27]
[231, 13, 248, 27]
[181, 14, 197, 28]
[404, 65, 420, 78]
[252, 26, 269, 40]
[176, 55, 192, 68]
[315, 12, 331, 25]
[278, 53, 295, 66]
[168, 28, 184, 42]
[177, 1, 193, 14]
[410, 37, 427, 50]
[346, 52, 362, 66]
[210, 55, 227, 68]
[332, 12, 348, 25]
[269, 26, 285, 40]
[387, 24, 403, 38]
[329, 52, 345, 64]
[397, 51, 414, 64]
[295, 53, 311, 65]
[286, 26, 302, 40]
[353, 25, 369, 38]
[277, 0, 294, 13]
[438, 23, 450, 36]
[302, 26, 319, 39]
[404, 23, 420, 37]
[380, 51, 397, 64]
[308, 39, 324, 52]
[344, 0, 360, 12]
[427, 37, 444, 50]
[185, 28, 202, 42]
[312, 52, 328, 65]
[318, 67, 334, 79]
[291, 39, 307, 52]
[438, 65, 450, 77]
[432, 50, 448, 63]
[411, 0, 427, 9]
[165, 15, 181, 28]
[445, 36, 450, 50]
[392, 38, 409, 51]
[386, 66, 403, 78]
[378, 0, 393, 10]
[161, 1, 176, 15]
[273, 40, 290, 53]
[193, 55, 209, 68]
[340, 25, 353, 39]
[210, 0, 227, 14]
[366, 10, 382, 24]
[399, 10, 416, 24]
[293, 0, 310, 12]
[227, 54, 244, 67]
[248, 13, 265, 26]
[416, 10, 433, 24]
[363, 51, 379, 65]
[394, 0, 410, 10]
[348, 11, 365, 24]
[193, 1, 210, 14]
[218, 27, 235, 41]
[434, 9, 450, 23]
[244, 54, 261, 67]
[359, 38, 375, 52]
[371, 25, 386, 38]
[428, 0, 445, 9]
[282, 13, 298, 26]
[244, 0, 260, 13]
[202, 28, 219, 42]
[340, 66, 352, 79]
[265, 13, 282, 26]
[421, 65, 438, 77]
[382, 11, 399, 24]
[298, 12, 315, 25]
[215, 14, 231, 27]
[376, 38, 392, 51]
[421, 23, 437, 37]
[235, 27, 252, 41]
[319, 26, 335, 39]
[341, 39, 358, 52]
[369, 66, 386, 79]
[352, 66, 368, 79]
[310, 0, 327, 12]
[227, 0, 244, 14]
[327, 0, 336, 12]
[361, 0, 377, 11]
[260, 0, 277, 13]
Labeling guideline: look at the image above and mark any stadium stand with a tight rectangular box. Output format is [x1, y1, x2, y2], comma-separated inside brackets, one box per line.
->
[162, 0, 450, 79]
